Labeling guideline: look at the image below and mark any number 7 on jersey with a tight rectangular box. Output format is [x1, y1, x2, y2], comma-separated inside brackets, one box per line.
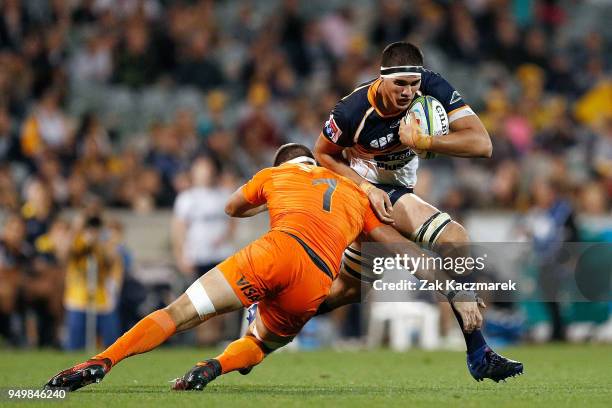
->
[312, 178, 337, 212]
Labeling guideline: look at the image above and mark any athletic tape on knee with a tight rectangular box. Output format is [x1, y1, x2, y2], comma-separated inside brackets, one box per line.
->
[411, 212, 452, 245]
[185, 280, 216, 318]
[342, 245, 378, 283]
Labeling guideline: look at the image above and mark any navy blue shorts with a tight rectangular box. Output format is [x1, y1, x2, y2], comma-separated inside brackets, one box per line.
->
[373, 183, 414, 205]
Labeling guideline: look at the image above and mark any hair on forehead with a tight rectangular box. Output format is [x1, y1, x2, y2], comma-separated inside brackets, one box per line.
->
[381, 41, 424, 67]
[273, 143, 315, 166]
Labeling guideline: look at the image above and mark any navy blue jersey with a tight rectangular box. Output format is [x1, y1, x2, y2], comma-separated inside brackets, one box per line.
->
[322, 69, 474, 187]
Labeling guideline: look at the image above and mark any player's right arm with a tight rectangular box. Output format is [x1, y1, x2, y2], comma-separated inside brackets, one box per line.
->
[313, 133, 363, 185]
[314, 121, 394, 224]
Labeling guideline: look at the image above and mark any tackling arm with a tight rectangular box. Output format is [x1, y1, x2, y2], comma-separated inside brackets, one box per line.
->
[224, 186, 267, 218]
[367, 225, 443, 282]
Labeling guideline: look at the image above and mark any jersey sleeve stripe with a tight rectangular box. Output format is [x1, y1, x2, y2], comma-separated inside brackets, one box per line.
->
[448, 105, 475, 123]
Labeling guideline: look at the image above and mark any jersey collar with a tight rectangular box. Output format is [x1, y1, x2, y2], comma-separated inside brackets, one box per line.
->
[367, 79, 404, 119]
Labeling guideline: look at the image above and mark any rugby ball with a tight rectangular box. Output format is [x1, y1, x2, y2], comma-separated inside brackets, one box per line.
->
[404, 95, 449, 159]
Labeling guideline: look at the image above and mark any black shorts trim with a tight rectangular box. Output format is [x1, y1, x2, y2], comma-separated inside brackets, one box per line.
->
[283, 232, 334, 280]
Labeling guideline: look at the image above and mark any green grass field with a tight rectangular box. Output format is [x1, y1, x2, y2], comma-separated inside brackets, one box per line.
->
[1, 344, 611, 407]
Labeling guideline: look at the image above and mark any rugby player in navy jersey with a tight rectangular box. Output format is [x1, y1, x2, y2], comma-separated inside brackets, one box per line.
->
[313, 41, 523, 382]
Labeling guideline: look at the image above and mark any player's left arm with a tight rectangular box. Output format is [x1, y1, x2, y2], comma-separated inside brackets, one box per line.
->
[224, 187, 268, 218]
[406, 71, 492, 158]
[428, 113, 492, 158]
[234, 203, 268, 218]
[225, 168, 270, 218]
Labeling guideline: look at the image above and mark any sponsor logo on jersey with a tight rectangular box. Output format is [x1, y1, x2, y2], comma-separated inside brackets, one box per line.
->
[449, 90, 462, 105]
[370, 133, 395, 149]
[323, 115, 342, 143]
[373, 149, 416, 170]
[389, 118, 401, 128]
[236, 275, 262, 303]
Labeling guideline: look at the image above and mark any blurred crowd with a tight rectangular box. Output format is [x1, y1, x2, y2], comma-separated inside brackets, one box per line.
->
[0, 195, 134, 348]
[0, 0, 610, 216]
[1, 0, 611, 348]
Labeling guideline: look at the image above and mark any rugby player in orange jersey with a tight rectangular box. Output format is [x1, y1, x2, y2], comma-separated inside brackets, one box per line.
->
[45, 143, 484, 392]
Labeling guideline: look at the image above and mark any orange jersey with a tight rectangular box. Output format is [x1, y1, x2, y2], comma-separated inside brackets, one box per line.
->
[242, 162, 382, 275]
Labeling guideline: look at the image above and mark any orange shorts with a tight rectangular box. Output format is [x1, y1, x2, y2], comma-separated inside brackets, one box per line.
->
[217, 230, 333, 337]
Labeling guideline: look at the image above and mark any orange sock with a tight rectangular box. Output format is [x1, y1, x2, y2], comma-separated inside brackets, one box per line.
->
[94, 309, 176, 368]
[215, 336, 266, 374]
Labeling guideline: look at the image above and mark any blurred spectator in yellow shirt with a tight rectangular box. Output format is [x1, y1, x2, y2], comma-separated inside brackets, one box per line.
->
[62, 213, 123, 350]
